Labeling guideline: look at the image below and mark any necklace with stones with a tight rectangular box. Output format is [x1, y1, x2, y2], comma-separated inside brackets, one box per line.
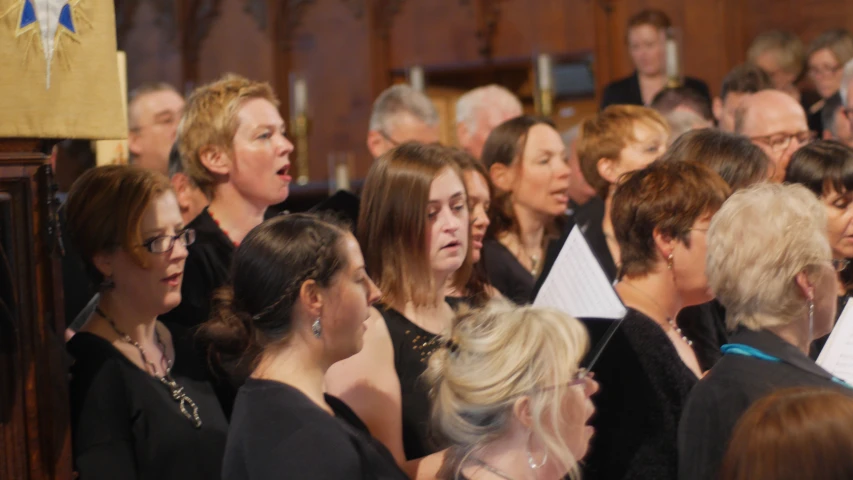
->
[620, 282, 693, 346]
[96, 307, 203, 428]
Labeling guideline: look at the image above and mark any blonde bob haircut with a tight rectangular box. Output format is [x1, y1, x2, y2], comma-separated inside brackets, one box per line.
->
[747, 30, 806, 79]
[358, 142, 471, 308]
[578, 105, 670, 198]
[706, 183, 830, 331]
[178, 74, 279, 198]
[427, 300, 590, 479]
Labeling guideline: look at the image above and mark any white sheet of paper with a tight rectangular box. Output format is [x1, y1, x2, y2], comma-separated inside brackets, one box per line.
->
[817, 298, 853, 383]
[534, 226, 627, 319]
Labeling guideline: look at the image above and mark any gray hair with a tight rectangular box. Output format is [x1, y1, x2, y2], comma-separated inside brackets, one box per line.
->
[368, 84, 438, 133]
[706, 183, 830, 331]
[455, 85, 523, 131]
[127, 82, 180, 129]
[840, 58, 853, 104]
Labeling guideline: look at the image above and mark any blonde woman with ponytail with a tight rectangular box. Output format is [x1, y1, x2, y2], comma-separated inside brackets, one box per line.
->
[426, 301, 597, 480]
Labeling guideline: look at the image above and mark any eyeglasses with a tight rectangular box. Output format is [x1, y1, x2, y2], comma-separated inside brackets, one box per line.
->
[832, 258, 851, 272]
[808, 64, 843, 77]
[538, 368, 592, 392]
[750, 131, 816, 153]
[378, 130, 400, 147]
[141, 229, 196, 254]
[130, 111, 181, 132]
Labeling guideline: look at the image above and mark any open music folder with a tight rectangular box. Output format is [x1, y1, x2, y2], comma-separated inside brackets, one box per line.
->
[817, 298, 853, 384]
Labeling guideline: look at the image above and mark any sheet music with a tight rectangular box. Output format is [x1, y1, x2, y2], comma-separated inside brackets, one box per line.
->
[817, 298, 853, 383]
[534, 226, 627, 319]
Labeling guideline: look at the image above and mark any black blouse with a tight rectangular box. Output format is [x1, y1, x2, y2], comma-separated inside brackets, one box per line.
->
[678, 328, 853, 480]
[67, 330, 228, 480]
[480, 239, 535, 304]
[381, 303, 461, 460]
[223, 378, 408, 480]
[160, 207, 234, 329]
[581, 308, 698, 480]
[600, 72, 712, 109]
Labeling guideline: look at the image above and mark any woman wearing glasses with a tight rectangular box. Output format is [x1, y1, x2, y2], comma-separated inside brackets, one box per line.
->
[65, 165, 227, 480]
[427, 301, 596, 480]
[804, 29, 853, 133]
[678, 183, 845, 480]
[582, 161, 730, 480]
[785, 140, 853, 357]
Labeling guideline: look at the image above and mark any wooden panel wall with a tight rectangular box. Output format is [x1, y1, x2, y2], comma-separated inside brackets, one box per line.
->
[116, 0, 853, 185]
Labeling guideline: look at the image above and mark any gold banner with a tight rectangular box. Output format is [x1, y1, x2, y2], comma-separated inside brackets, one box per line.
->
[0, 0, 126, 139]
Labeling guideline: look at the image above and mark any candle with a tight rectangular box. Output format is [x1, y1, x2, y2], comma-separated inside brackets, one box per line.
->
[335, 162, 351, 192]
[293, 78, 307, 115]
[666, 38, 680, 81]
[537, 54, 553, 91]
[409, 66, 425, 92]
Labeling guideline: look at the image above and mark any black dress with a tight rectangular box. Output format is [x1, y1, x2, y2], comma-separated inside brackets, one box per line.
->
[480, 239, 535, 304]
[67, 330, 228, 480]
[159, 207, 234, 329]
[224, 378, 408, 480]
[581, 308, 698, 480]
[381, 304, 458, 460]
[600, 72, 712, 109]
[678, 328, 853, 480]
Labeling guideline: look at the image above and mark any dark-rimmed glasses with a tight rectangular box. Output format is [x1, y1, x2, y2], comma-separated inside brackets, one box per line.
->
[141, 229, 196, 254]
[750, 131, 816, 153]
[832, 258, 851, 273]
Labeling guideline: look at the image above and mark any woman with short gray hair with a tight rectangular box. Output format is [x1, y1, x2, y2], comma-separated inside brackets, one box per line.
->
[677, 182, 850, 480]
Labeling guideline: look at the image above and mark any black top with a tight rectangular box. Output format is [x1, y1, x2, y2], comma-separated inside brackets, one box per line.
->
[809, 294, 849, 359]
[581, 308, 698, 480]
[159, 207, 234, 329]
[381, 305, 446, 460]
[480, 239, 536, 304]
[223, 378, 408, 480]
[600, 72, 712, 110]
[67, 330, 228, 480]
[677, 328, 853, 480]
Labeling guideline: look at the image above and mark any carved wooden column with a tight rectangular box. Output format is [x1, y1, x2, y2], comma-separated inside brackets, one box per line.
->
[0, 140, 70, 480]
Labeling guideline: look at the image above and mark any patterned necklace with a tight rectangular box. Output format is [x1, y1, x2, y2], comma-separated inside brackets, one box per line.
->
[620, 282, 694, 346]
[96, 307, 202, 428]
[207, 208, 239, 247]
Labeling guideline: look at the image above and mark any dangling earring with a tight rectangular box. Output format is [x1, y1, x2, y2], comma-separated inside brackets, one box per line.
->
[667, 253, 674, 270]
[100, 275, 115, 290]
[312, 317, 322, 338]
[808, 299, 815, 341]
[526, 430, 548, 470]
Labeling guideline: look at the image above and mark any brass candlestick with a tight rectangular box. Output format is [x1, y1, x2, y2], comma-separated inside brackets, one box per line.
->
[538, 88, 554, 117]
[292, 113, 310, 185]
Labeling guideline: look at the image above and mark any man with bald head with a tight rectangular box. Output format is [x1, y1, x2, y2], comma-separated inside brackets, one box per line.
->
[456, 84, 523, 158]
[366, 84, 440, 159]
[127, 82, 185, 175]
[735, 89, 813, 182]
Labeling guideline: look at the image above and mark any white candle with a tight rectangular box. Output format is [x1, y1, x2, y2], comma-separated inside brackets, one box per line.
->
[537, 54, 553, 91]
[335, 162, 350, 192]
[666, 38, 679, 80]
[293, 78, 307, 115]
[409, 66, 425, 92]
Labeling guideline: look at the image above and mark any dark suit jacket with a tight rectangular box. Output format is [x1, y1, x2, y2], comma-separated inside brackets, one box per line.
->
[600, 72, 711, 110]
[677, 328, 853, 480]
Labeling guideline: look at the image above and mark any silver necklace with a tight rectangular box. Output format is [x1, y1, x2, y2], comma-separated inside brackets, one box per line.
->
[620, 282, 693, 346]
[468, 457, 517, 480]
[96, 307, 203, 428]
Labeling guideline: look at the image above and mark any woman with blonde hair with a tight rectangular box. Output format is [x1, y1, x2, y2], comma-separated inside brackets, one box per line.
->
[747, 30, 806, 99]
[805, 29, 853, 132]
[427, 301, 596, 480]
[678, 183, 843, 480]
[720, 387, 853, 480]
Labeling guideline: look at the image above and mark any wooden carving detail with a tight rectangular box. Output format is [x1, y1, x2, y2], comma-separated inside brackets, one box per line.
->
[273, 0, 316, 51]
[183, 0, 223, 64]
[375, 0, 405, 39]
[150, 0, 179, 44]
[474, 0, 507, 59]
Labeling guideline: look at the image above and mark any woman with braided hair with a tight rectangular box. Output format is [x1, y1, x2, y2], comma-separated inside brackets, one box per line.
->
[199, 213, 407, 479]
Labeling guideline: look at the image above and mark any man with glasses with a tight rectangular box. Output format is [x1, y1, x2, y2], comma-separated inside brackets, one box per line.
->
[128, 83, 185, 175]
[366, 84, 440, 159]
[735, 89, 812, 183]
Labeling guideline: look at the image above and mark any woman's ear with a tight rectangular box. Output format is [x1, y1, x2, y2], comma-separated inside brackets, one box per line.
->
[199, 145, 231, 176]
[512, 395, 534, 429]
[92, 251, 113, 280]
[298, 279, 325, 317]
[490, 163, 514, 192]
[652, 226, 675, 261]
[597, 157, 620, 185]
[794, 270, 815, 302]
